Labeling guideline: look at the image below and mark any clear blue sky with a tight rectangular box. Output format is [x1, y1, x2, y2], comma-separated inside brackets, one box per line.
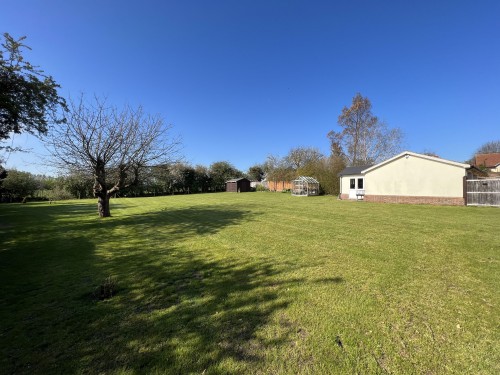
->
[2, 0, 499, 174]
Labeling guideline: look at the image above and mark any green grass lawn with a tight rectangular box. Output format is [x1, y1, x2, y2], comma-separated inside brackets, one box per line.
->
[1, 193, 499, 374]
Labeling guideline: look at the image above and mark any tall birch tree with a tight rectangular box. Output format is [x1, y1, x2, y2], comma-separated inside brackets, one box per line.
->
[327, 93, 403, 166]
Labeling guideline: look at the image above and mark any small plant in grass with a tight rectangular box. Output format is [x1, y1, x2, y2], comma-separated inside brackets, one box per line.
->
[92, 275, 117, 300]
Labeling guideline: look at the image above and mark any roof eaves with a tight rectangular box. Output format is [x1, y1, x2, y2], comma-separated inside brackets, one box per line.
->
[338, 165, 372, 176]
[362, 151, 470, 174]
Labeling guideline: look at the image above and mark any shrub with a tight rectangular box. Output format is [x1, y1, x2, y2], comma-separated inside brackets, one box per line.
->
[46, 187, 74, 201]
[255, 184, 268, 192]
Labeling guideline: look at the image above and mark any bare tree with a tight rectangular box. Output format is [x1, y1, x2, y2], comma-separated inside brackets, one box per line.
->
[327, 93, 403, 166]
[263, 154, 294, 191]
[474, 140, 500, 155]
[47, 96, 180, 217]
[421, 150, 440, 158]
[285, 147, 323, 170]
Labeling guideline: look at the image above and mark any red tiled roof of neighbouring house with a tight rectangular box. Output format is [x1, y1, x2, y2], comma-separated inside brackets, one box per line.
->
[474, 153, 500, 167]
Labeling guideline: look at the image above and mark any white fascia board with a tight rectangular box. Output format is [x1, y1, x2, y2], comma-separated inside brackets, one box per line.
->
[361, 151, 470, 174]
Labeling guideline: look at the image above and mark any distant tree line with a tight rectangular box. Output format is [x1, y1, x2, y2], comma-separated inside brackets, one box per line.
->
[0, 169, 91, 202]
[0, 160, 248, 202]
[122, 160, 245, 196]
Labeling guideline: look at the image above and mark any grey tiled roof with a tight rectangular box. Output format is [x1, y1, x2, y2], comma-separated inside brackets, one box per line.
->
[338, 165, 373, 176]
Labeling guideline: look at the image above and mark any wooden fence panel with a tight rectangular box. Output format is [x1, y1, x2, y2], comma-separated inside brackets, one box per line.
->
[466, 179, 500, 207]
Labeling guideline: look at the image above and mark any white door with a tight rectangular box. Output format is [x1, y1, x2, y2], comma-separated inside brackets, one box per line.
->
[348, 178, 357, 199]
[348, 177, 364, 199]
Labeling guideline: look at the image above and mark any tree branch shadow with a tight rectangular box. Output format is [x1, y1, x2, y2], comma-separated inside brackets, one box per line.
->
[0, 202, 309, 374]
[77, 255, 302, 373]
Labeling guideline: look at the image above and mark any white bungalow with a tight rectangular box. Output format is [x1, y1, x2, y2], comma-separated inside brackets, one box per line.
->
[339, 151, 470, 205]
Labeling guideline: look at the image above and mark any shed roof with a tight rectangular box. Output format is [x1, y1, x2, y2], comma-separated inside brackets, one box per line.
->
[338, 165, 373, 176]
[226, 177, 249, 183]
[467, 165, 489, 177]
[293, 176, 319, 183]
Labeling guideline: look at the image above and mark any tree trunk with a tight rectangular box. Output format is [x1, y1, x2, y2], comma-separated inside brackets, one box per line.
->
[97, 194, 111, 217]
[93, 160, 112, 217]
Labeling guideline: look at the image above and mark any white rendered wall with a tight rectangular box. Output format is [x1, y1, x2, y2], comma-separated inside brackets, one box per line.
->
[365, 155, 466, 198]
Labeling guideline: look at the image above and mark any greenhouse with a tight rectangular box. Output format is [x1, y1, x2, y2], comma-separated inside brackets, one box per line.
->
[292, 176, 320, 196]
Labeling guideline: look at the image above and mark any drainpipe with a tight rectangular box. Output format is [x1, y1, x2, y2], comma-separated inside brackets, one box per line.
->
[339, 176, 342, 199]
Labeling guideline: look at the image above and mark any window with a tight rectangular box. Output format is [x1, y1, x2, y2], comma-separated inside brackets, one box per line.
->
[350, 179, 355, 189]
[357, 178, 364, 189]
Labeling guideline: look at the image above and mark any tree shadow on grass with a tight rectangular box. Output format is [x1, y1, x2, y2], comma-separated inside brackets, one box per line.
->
[313, 277, 345, 284]
[0, 203, 306, 374]
[115, 205, 258, 235]
[72, 206, 301, 373]
[0, 235, 100, 374]
[77, 256, 300, 374]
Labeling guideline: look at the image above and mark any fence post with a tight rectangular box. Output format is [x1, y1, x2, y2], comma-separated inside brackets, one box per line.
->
[463, 176, 467, 206]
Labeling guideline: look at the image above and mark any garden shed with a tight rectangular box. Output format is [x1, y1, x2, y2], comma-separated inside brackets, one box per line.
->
[292, 176, 319, 196]
[226, 178, 251, 192]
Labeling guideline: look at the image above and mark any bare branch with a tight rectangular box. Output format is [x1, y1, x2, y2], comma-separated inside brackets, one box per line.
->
[46, 95, 181, 217]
